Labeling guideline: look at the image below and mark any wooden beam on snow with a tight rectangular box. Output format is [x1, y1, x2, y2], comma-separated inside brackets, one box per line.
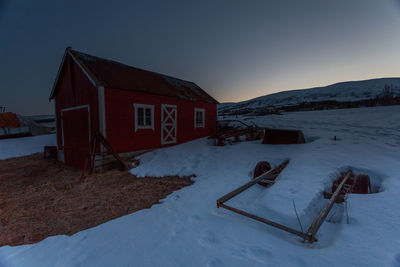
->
[219, 203, 310, 240]
[306, 170, 352, 242]
[217, 159, 289, 205]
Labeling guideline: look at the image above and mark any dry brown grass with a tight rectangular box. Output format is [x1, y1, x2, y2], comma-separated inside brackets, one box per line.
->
[0, 153, 194, 246]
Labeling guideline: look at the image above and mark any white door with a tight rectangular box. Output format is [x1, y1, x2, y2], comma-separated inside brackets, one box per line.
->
[161, 104, 177, 145]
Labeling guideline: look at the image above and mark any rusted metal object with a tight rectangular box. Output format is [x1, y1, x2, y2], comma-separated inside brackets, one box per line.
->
[217, 162, 363, 243]
[252, 160, 290, 187]
[323, 172, 371, 203]
[262, 128, 305, 144]
[253, 161, 271, 186]
[214, 120, 264, 146]
[308, 170, 372, 242]
[307, 171, 353, 242]
[215, 160, 314, 240]
[217, 160, 289, 205]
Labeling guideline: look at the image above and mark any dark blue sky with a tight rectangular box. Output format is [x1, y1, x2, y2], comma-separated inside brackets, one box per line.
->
[1, 0, 400, 115]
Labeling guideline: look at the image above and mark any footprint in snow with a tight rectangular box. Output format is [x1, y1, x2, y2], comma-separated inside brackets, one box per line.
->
[206, 258, 223, 267]
[393, 253, 400, 267]
[198, 231, 219, 247]
[237, 245, 273, 264]
[191, 214, 201, 221]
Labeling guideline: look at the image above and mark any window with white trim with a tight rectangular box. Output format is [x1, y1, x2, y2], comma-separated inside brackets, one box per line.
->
[134, 104, 154, 131]
[194, 108, 205, 128]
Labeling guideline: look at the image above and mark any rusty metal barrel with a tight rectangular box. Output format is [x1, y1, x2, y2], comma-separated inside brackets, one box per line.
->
[262, 128, 305, 144]
[253, 161, 272, 187]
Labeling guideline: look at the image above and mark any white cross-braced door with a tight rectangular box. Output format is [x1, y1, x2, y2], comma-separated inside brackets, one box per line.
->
[161, 104, 177, 145]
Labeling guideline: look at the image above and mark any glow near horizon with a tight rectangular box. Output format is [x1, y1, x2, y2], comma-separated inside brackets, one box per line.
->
[0, 0, 400, 114]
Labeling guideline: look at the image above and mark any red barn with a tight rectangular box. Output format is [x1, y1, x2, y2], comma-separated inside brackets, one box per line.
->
[49, 47, 218, 169]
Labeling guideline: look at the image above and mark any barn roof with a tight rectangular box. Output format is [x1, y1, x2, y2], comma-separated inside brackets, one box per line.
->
[50, 48, 218, 104]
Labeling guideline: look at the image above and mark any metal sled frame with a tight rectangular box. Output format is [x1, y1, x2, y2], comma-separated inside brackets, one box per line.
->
[216, 160, 352, 243]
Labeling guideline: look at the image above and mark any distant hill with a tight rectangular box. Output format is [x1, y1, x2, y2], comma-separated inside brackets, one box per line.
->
[219, 77, 400, 115]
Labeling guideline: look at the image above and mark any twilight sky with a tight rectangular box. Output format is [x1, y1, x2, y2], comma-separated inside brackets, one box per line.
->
[1, 0, 400, 115]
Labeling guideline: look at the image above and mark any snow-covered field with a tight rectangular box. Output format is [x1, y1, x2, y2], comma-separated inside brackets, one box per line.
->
[0, 134, 56, 160]
[1, 106, 400, 266]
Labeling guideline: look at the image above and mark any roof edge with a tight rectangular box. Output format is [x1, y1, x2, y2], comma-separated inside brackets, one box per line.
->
[53, 48, 219, 104]
[71, 49, 200, 87]
[68, 50, 102, 88]
[49, 47, 71, 101]
[49, 47, 102, 101]
[104, 84, 219, 104]
[190, 82, 219, 104]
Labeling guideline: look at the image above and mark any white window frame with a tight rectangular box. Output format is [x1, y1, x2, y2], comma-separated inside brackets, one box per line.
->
[194, 108, 205, 128]
[134, 104, 154, 132]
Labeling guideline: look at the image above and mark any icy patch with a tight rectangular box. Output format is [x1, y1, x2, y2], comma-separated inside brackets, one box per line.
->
[393, 253, 400, 267]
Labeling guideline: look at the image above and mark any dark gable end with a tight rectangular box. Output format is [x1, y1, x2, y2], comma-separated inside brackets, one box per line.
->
[50, 47, 218, 104]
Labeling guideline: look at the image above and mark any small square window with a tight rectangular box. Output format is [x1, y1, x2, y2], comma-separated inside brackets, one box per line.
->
[194, 108, 205, 128]
[134, 104, 154, 131]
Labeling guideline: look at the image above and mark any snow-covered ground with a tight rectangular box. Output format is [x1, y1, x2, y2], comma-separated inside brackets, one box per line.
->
[0, 134, 56, 160]
[1, 106, 400, 266]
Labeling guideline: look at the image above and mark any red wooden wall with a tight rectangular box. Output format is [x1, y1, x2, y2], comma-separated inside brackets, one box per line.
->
[54, 54, 217, 168]
[54, 55, 99, 167]
[62, 107, 91, 168]
[104, 88, 217, 153]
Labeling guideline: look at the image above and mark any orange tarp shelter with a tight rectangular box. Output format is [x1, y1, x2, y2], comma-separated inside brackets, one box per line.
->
[0, 112, 20, 128]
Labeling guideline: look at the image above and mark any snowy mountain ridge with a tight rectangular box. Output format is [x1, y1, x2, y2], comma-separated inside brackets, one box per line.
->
[219, 77, 400, 113]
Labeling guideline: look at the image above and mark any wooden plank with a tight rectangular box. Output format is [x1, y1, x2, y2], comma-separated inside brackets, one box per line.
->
[217, 160, 289, 205]
[306, 170, 352, 241]
[96, 132, 126, 171]
[89, 132, 126, 172]
[89, 134, 99, 174]
[216, 159, 312, 241]
[219, 203, 310, 240]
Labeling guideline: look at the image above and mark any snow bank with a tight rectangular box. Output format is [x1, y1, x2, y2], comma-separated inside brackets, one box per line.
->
[1, 107, 400, 266]
[0, 134, 56, 160]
